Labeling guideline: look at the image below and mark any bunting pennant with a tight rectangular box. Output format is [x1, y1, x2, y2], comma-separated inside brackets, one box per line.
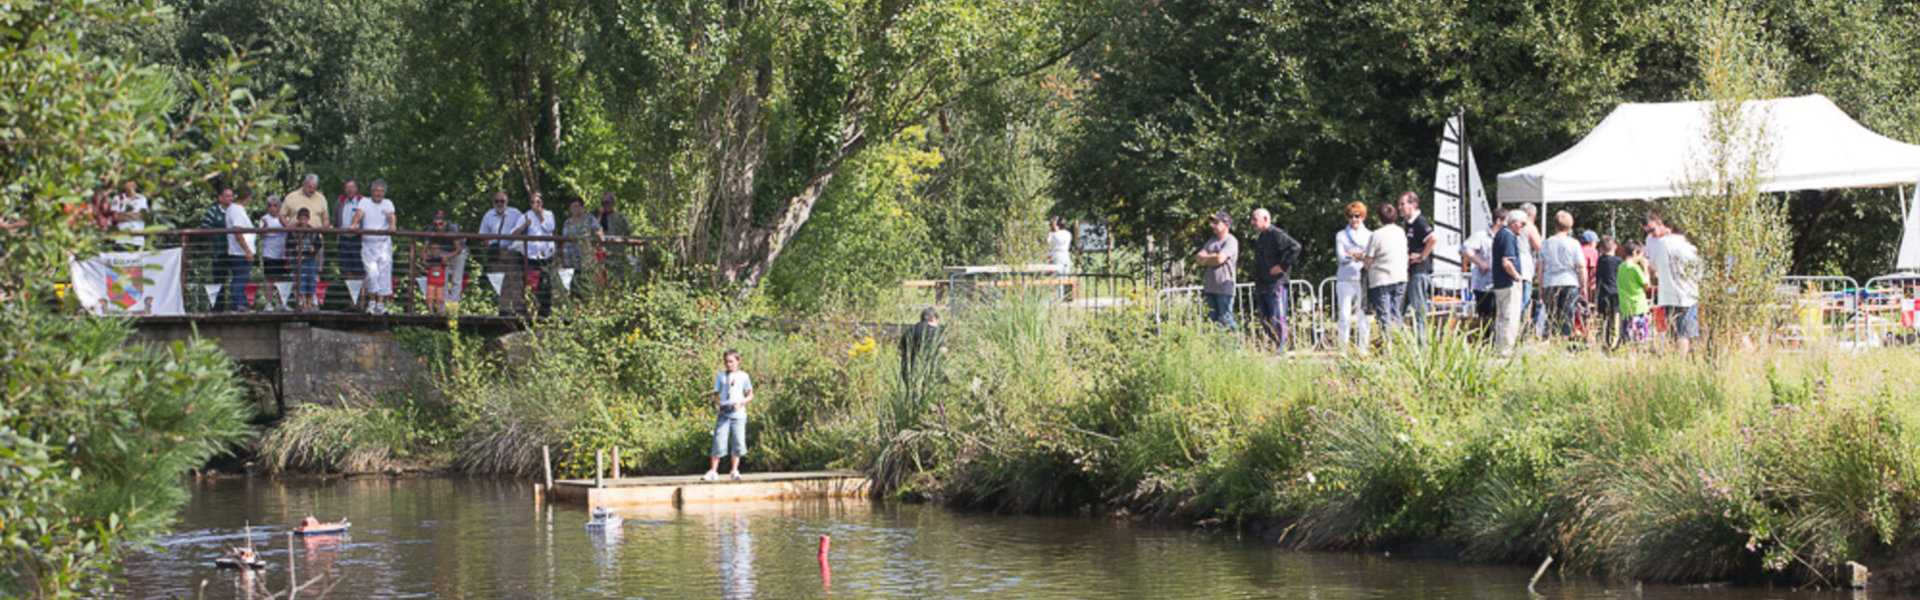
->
[558, 268, 576, 291]
[243, 283, 258, 307]
[274, 282, 293, 306]
[316, 280, 330, 305]
[346, 279, 363, 304]
[416, 277, 429, 296]
[487, 272, 506, 294]
[204, 284, 221, 305]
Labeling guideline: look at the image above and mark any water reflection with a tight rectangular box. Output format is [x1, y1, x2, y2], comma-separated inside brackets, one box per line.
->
[115, 478, 1902, 600]
[715, 511, 756, 599]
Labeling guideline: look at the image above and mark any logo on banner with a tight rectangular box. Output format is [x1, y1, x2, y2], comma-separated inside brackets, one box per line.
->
[104, 263, 147, 310]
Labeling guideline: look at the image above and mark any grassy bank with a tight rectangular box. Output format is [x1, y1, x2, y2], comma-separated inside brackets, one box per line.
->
[257, 282, 1920, 587]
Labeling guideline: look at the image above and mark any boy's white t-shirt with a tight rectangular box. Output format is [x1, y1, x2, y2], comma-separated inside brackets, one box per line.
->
[713, 370, 753, 410]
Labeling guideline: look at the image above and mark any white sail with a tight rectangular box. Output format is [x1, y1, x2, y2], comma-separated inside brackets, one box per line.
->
[1432, 114, 1491, 291]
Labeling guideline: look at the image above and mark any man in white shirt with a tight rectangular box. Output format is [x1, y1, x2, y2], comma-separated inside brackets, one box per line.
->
[216, 186, 254, 312]
[1661, 224, 1702, 355]
[478, 191, 525, 315]
[1459, 209, 1502, 335]
[510, 192, 557, 317]
[110, 180, 148, 249]
[336, 179, 370, 310]
[350, 179, 398, 314]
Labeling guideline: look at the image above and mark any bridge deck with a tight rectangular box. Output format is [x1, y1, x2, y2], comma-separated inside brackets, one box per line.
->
[550, 470, 870, 507]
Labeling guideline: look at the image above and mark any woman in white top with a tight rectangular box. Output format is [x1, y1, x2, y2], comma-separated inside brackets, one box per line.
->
[1334, 201, 1373, 354]
[1046, 217, 1073, 273]
[259, 195, 290, 311]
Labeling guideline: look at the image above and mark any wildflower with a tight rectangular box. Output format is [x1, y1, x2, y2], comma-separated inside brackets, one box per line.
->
[1305, 471, 1317, 484]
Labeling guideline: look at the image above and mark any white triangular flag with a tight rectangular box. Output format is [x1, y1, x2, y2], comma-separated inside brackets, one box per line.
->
[274, 282, 293, 306]
[558, 268, 576, 290]
[204, 284, 221, 305]
[486, 272, 506, 294]
[346, 279, 363, 303]
[416, 277, 429, 296]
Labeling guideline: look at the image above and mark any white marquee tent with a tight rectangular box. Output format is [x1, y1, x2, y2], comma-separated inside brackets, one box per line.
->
[1495, 94, 1920, 269]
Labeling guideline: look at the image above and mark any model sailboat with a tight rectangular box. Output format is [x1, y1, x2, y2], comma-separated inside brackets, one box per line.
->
[1432, 110, 1493, 298]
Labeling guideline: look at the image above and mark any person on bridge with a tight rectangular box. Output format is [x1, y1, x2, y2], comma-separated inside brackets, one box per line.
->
[478, 191, 525, 316]
[420, 210, 462, 316]
[1249, 208, 1300, 352]
[510, 192, 557, 317]
[336, 179, 369, 311]
[704, 349, 754, 482]
[215, 185, 254, 312]
[350, 180, 397, 315]
[291, 208, 320, 312]
[260, 195, 290, 311]
[281, 173, 328, 231]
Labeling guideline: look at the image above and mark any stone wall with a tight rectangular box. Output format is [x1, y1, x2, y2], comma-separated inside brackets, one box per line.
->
[276, 323, 419, 407]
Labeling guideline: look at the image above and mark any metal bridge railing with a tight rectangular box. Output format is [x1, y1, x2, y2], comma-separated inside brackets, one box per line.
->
[152, 227, 669, 317]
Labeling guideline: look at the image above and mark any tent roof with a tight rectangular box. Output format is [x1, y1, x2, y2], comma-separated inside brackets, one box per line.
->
[1496, 95, 1920, 204]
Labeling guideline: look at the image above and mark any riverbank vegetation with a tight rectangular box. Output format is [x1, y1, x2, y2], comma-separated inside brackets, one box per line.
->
[256, 281, 1920, 587]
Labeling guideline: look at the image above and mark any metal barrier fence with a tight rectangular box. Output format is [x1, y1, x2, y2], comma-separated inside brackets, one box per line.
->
[939, 269, 1146, 314]
[1856, 272, 1920, 347]
[1772, 275, 1861, 348]
[151, 227, 667, 316]
[1152, 280, 1318, 352]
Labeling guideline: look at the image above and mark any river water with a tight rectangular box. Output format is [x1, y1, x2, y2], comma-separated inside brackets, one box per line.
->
[116, 477, 1877, 599]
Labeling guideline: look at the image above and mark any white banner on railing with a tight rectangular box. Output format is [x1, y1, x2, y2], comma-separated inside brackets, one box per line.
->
[69, 248, 186, 316]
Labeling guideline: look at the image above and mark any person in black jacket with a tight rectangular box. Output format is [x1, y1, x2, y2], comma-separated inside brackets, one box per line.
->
[1250, 208, 1302, 351]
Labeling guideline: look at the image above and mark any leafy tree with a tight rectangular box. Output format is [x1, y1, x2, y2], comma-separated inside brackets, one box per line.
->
[0, 0, 286, 595]
[583, 0, 1088, 292]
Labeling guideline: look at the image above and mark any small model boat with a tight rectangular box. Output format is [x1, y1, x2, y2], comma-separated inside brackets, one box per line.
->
[215, 546, 268, 569]
[294, 515, 351, 535]
[585, 506, 622, 530]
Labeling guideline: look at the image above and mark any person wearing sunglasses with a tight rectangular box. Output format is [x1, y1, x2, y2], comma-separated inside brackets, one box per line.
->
[1334, 202, 1373, 355]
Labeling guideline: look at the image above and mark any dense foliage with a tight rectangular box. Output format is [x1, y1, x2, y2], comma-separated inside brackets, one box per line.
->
[0, 1, 287, 596]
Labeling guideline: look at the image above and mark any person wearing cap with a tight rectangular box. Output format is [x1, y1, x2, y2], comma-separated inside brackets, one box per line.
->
[419, 209, 464, 315]
[1195, 212, 1239, 332]
[1578, 229, 1601, 340]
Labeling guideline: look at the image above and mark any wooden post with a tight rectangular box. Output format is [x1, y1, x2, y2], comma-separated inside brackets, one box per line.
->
[612, 446, 621, 479]
[541, 445, 554, 490]
[594, 449, 604, 488]
[286, 532, 296, 593]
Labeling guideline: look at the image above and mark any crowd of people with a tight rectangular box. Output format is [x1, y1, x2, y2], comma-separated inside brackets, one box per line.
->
[82, 174, 636, 317]
[1196, 191, 1702, 356]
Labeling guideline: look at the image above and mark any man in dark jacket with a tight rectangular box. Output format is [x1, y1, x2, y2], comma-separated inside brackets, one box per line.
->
[1250, 208, 1302, 351]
